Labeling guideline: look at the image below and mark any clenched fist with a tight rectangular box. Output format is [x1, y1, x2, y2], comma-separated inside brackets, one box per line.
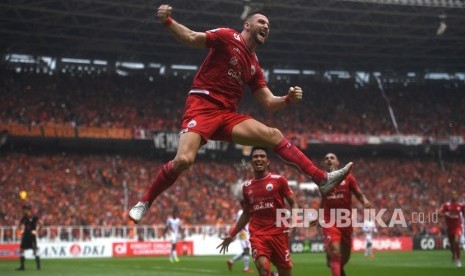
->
[157, 4, 173, 23]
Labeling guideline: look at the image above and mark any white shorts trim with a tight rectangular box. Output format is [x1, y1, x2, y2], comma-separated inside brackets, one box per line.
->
[189, 89, 210, 95]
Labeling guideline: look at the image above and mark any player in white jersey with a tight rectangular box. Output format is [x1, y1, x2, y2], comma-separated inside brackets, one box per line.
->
[227, 200, 252, 273]
[165, 210, 183, 263]
[362, 216, 377, 258]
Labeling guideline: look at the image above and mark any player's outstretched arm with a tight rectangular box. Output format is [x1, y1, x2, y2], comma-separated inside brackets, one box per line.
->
[253, 86, 303, 112]
[157, 4, 206, 48]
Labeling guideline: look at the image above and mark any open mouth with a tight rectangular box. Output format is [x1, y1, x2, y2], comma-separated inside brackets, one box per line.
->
[258, 30, 267, 39]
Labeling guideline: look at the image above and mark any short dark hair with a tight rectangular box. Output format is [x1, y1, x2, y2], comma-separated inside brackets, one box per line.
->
[244, 9, 269, 22]
[22, 205, 31, 210]
[250, 147, 268, 159]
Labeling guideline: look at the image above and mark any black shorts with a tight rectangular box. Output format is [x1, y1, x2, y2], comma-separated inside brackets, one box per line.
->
[20, 235, 37, 250]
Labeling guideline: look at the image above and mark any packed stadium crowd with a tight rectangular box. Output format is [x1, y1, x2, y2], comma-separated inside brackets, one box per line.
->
[1, 152, 463, 240]
[1, 69, 464, 136]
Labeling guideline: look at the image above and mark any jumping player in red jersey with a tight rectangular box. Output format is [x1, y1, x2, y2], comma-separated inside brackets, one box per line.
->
[218, 147, 298, 276]
[320, 153, 371, 276]
[439, 190, 465, 267]
[128, 4, 353, 224]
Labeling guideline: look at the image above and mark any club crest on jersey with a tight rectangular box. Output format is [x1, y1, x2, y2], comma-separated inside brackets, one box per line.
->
[229, 56, 238, 66]
[187, 120, 197, 128]
[266, 183, 273, 191]
[250, 65, 256, 75]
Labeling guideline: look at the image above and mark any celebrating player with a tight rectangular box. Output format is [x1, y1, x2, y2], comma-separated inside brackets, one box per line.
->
[320, 153, 371, 276]
[218, 147, 298, 276]
[128, 4, 352, 223]
[227, 199, 253, 273]
[16, 205, 42, 271]
[439, 190, 465, 267]
[165, 209, 183, 263]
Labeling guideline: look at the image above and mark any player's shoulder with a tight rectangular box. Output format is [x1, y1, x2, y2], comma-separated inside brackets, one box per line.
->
[242, 179, 253, 188]
[206, 27, 236, 36]
[346, 172, 357, 181]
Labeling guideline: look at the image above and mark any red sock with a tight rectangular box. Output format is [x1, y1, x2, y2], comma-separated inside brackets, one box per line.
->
[273, 138, 327, 184]
[141, 161, 180, 206]
[455, 242, 461, 259]
[329, 254, 341, 276]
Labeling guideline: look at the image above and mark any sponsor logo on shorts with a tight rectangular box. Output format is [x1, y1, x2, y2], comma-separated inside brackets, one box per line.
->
[187, 120, 197, 128]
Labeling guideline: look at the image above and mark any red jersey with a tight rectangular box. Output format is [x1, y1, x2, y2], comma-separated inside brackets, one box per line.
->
[242, 173, 293, 236]
[439, 202, 465, 230]
[322, 173, 360, 224]
[190, 28, 267, 111]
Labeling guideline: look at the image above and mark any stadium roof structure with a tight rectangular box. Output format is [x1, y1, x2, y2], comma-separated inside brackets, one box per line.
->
[1, 0, 465, 72]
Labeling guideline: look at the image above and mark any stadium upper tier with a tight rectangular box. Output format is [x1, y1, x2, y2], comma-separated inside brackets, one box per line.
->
[1, 70, 463, 137]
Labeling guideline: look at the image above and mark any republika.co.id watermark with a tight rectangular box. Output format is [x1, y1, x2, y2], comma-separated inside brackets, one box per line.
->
[275, 208, 439, 228]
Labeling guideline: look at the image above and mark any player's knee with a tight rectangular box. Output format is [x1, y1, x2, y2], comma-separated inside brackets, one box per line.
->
[263, 127, 283, 145]
[173, 155, 195, 171]
[257, 265, 270, 276]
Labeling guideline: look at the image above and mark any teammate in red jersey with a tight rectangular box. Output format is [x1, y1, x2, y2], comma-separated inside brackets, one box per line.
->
[218, 147, 298, 276]
[320, 153, 371, 276]
[439, 190, 465, 267]
[128, 4, 352, 224]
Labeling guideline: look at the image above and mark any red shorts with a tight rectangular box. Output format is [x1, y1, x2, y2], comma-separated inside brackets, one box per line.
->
[180, 95, 252, 142]
[447, 227, 463, 238]
[249, 234, 292, 269]
[323, 226, 353, 247]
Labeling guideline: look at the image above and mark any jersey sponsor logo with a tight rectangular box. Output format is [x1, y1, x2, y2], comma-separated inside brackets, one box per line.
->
[227, 69, 244, 86]
[233, 47, 240, 54]
[233, 33, 241, 41]
[266, 183, 273, 191]
[326, 193, 344, 200]
[187, 120, 197, 128]
[253, 202, 274, 210]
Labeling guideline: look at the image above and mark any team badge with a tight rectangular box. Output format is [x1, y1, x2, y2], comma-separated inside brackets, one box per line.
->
[266, 183, 273, 191]
[187, 120, 197, 128]
[250, 65, 256, 75]
[229, 56, 238, 66]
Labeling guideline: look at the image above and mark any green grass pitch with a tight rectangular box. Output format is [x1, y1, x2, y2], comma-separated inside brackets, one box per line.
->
[0, 251, 463, 276]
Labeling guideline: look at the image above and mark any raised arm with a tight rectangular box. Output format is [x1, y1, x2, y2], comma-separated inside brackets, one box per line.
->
[353, 187, 371, 209]
[157, 4, 206, 48]
[253, 86, 303, 112]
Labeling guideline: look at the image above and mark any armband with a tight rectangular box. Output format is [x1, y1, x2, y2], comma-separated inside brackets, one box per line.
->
[285, 95, 291, 105]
